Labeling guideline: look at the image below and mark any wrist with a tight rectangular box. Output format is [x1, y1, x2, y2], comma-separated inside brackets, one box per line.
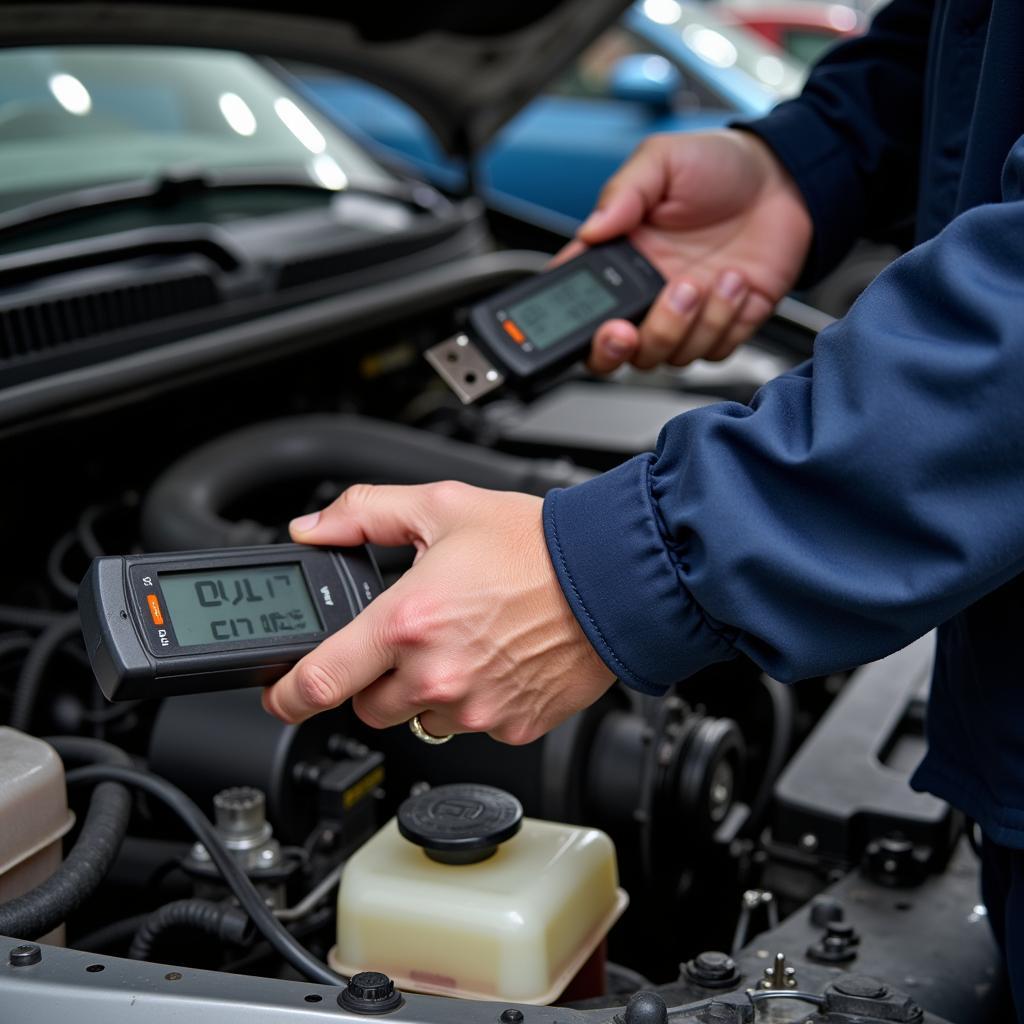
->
[729, 127, 814, 285]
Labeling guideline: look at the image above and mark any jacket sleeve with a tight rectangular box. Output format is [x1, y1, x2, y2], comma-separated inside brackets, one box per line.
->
[543, 134, 1024, 695]
[738, 0, 934, 284]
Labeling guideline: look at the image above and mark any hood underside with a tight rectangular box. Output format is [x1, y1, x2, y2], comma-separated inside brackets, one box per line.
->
[0, 1, 632, 155]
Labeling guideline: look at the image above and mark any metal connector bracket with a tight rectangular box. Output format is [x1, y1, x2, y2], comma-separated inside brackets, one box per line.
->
[424, 333, 505, 405]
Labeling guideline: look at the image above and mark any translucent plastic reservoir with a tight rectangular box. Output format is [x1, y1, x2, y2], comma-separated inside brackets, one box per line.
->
[0, 728, 75, 944]
[330, 815, 627, 1004]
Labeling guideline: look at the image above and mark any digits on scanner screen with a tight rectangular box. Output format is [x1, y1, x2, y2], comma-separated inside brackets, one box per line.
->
[505, 269, 617, 350]
[158, 563, 323, 647]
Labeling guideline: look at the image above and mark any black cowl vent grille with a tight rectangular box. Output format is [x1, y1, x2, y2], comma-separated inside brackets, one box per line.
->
[0, 272, 218, 362]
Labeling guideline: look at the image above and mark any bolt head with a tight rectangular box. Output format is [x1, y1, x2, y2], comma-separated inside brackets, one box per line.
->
[9, 945, 41, 967]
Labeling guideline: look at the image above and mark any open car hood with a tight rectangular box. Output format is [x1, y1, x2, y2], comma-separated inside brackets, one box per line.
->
[0, 1, 633, 156]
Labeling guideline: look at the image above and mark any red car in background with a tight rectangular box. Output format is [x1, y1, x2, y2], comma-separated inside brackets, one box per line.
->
[713, 2, 864, 64]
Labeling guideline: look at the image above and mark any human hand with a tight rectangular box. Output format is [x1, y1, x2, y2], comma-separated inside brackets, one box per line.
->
[262, 482, 616, 744]
[558, 129, 813, 372]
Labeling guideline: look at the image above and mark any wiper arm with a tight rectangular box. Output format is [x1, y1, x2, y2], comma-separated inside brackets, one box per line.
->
[0, 165, 447, 241]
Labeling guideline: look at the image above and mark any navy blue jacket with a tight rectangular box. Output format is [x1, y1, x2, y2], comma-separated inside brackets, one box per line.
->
[543, 0, 1024, 846]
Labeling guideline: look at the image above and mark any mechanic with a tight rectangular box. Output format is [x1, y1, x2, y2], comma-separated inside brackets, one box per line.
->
[264, 0, 1024, 1010]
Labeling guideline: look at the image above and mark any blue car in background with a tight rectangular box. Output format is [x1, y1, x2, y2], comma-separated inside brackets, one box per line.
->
[293, 0, 804, 230]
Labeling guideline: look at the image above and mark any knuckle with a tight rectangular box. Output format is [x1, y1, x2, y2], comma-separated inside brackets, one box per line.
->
[425, 479, 470, 513]
[491, 721, 540, 747]
[294, 661, 342, 711]
[415, 663, 465, 706]
[454, 706, 496, 734]
[335, 482, 375, 514]
[386, 595, 436, 648]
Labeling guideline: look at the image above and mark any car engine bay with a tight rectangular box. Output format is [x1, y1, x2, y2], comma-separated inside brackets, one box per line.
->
[0, 191, 1007, 1024]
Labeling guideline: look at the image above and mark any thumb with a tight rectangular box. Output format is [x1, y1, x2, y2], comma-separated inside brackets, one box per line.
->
[290, 482, 438, 550]
[577, 140, 669, 244]
[547, 238, 587, 269]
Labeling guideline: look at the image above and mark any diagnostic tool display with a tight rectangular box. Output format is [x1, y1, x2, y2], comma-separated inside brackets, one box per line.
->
[425, 239, 664, 404]
[79, 544, 382, 701]
[505, 269, 618, 351]
[158, 564, 322, 647]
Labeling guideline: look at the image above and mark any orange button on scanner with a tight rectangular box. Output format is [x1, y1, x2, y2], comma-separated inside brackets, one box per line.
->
[502, 319, 526, 344]
[146, 594, 164, 626]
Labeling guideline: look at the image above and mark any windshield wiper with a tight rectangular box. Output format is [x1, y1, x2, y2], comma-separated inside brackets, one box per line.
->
[0, 165, 447, 242]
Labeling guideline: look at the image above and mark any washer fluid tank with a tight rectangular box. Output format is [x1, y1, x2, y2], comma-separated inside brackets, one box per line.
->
[0, 728, 76, 944]
[330, 784, 627, 1004]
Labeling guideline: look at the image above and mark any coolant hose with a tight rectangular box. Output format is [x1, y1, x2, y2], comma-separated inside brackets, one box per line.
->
[0, 737, 131, 940]
[8, 613, 82, 733]
[129, 898, 253, 961]
[141, 414, 593, 551]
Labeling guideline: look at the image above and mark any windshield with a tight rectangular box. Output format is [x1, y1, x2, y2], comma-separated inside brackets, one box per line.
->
[0, 46, 396, 214]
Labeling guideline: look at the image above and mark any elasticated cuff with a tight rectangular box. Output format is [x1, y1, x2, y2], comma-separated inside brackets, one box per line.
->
[734, 102, 867, 288]
[543, 455, 737, 696]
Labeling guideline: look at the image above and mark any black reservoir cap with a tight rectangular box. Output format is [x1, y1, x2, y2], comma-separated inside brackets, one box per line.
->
[338, 971, 403, 1014]
[397, 784, 523, 864]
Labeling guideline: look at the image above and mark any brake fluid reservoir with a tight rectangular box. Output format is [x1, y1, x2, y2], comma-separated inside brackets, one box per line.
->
[0, 728, 76, 944]
[330, 784, 627, 1004]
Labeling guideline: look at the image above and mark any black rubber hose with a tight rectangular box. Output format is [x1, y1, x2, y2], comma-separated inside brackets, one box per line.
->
[73, 913, 150, 954]
[76, 504, 108, 561]
[0, 737, 131, 941]
[65, 763, 343, 985]
[0, 605, 64, 630]
[141, 413, 593, 551]
[0, 633, 33, 662]
[46, 531, 81, 602]
[8, 612, 82, 732]
[129, 898, 254, 961]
